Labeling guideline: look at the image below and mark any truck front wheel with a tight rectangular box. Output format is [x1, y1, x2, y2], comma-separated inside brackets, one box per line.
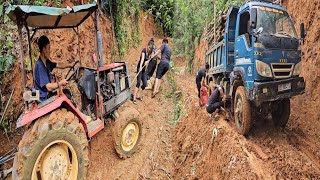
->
[272, 98, 290, 127]
[234, 86, 252, 136]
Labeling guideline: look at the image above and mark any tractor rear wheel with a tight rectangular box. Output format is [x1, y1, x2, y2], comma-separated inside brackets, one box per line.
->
[272, 98, 290, 127]
[234, 86, 252, 136]
[12, 108, 89, 180]
[112, 107, 142, 159]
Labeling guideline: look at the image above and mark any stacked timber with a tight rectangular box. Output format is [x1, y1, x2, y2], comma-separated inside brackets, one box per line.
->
[205, 11, 227, 48]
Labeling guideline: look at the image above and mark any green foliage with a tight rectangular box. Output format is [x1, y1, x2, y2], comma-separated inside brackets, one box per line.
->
[106, 0, 141, 59]
[173, 0, 245, 72]
[142, 0, 174, 36]
[165, 68, 183, 126]
[0, 30, 15, 75]
[173, 0, 213, 72]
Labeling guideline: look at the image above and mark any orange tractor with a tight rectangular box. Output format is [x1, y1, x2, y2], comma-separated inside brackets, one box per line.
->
[0, 2, 142, 179]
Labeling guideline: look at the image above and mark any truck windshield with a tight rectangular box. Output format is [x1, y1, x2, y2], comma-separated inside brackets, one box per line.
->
[255, 7, 298, 39]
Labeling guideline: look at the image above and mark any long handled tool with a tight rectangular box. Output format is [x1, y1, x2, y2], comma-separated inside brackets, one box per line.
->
[130, 59, 151, 88]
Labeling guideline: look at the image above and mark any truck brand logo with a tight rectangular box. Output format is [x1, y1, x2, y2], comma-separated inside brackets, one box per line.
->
[247, 66, 252, 77]
[254, 51, 263, 56]
[279, 59, 288, 63]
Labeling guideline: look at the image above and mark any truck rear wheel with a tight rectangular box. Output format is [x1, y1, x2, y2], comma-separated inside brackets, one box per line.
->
[112, 107, 142, 159]
[208, 81, 215, 95]
[234, 86, 252, 136]
[272, 98, 290, 127]
[12, 109, 89, 180]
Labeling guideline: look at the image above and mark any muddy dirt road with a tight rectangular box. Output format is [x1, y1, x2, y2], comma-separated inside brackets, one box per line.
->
[87, 98, 174, 179]
[172, 59, 320, 179]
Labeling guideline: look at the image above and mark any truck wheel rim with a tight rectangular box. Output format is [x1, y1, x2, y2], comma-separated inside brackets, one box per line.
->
[235, 97, 243, 128]
[121, 121, 140, 152]
[32, 140, 78, 180]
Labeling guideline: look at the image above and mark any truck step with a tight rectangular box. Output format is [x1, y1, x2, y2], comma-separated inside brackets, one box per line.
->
[87, 119, 104, 138]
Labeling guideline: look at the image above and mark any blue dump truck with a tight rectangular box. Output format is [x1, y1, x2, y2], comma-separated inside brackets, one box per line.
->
[205, 0, 306, 135]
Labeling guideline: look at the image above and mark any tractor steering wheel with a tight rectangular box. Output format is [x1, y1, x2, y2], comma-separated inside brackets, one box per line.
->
[65, 61, 80, 81]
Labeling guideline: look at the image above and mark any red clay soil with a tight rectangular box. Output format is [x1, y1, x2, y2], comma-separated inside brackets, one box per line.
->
[87, 12, 176, 179]
[172, 0, 320, 179]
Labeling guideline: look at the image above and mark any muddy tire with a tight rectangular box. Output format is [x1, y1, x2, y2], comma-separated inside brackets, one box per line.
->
[234, 86, 252, 136]
[12, 108, 89, 180]
[112, 107, 142, 159]
[272, 98, 290, 127]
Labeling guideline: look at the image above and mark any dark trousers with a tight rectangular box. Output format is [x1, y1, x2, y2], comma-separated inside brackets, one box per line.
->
[156, 61, 170, 79]
[206, 102, 221, 114]
[147, 59, 157, 80]
[136, 69, 147, 90]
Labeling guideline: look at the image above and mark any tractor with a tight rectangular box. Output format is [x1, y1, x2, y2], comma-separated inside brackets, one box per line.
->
[0, 2, 142, 179]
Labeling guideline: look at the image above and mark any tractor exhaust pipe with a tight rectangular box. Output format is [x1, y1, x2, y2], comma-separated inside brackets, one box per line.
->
[95, 10, 104, 68]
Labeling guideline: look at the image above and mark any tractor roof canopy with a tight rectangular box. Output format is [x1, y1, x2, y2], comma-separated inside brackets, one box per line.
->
[6, 3, 97, 29]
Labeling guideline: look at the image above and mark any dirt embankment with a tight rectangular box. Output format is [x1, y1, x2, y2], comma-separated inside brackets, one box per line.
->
[172, 0, 320, 179]
[282, 0, 320, 156]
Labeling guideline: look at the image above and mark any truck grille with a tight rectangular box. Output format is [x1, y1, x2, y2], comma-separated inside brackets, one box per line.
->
[271, 63, 294, 79]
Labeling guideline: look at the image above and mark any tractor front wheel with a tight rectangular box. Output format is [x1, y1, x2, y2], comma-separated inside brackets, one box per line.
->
[12, 109, 89, 180]
[112, 107, 142, 159]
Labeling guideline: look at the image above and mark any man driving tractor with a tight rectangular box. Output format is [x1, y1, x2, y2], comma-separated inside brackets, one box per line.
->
[34, 35, 74, 101]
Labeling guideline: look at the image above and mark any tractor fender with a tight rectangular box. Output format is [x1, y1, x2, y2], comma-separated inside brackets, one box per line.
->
[16, 95, 88, 131]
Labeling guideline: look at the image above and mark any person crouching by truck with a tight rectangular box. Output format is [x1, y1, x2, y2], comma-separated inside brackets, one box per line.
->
[150, 38, 171, 98]
[196, 63, 209, 106]
[133, 40, 154, 104]
[206, 85, 225, 120]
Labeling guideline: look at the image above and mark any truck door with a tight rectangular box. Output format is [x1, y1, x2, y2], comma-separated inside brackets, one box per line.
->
[234, 9, 254, 89]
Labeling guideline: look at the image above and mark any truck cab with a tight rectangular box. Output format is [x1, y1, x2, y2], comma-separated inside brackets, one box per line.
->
[233, 1, 305, 105]
[205, 0, 305, 135]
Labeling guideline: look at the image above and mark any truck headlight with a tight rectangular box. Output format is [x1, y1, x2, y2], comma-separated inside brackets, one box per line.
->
[293, 62, 302, 76]
[256, 60, 273, 77]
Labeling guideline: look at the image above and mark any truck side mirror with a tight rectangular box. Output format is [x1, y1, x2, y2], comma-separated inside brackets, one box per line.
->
[250, 8, 257, 29]
[300, 22, 305, 39]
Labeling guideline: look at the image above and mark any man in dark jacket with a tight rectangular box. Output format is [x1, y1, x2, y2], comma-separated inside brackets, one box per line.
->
[150, 38, 171, 98]
[196, 63, 209, 105]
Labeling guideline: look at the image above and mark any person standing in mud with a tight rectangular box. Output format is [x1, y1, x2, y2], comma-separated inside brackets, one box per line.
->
[150, 38, 172, 98]
[196, 63, 209, 106]
[133, 40, 154, 104]
[206, 86, 225, 120]
[145, 38, 159, 90]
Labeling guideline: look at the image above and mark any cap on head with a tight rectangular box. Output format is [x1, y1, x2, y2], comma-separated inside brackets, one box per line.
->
[38, 36, 50, 53]
[150, 37, 154, 42]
